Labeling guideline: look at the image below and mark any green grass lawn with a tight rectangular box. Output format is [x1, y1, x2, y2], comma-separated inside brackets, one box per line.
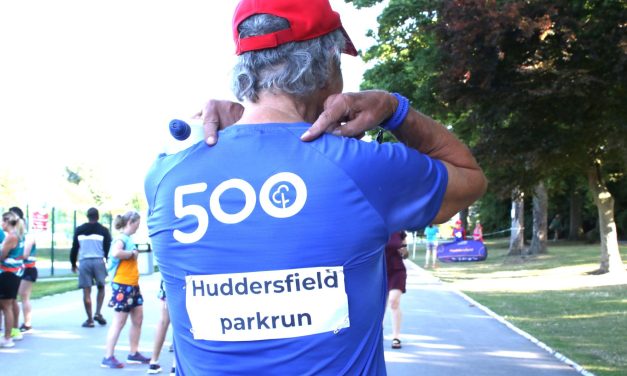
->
[31, 279, 78, 300]
[29, 247, 78, 299]
[35, 247, 71, 262]
[410, 238, 627, 376]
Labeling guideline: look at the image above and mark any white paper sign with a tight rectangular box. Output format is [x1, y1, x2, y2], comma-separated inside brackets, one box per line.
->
[185, 266, 350, 341]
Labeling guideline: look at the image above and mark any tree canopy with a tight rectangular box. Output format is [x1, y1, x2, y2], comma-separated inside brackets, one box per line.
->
[351, 0, 626, 270]
[353, 0, 625, 195]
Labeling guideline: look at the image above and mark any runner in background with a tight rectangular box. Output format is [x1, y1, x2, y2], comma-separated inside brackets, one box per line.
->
[473, 220, 484, 242]
[147, 280, 175, 374]
[9, 207, 37, 333]
[101, 211, 150, 368]
[0, 211, 25, 348]
[424, 224, 440, 268]
[70, 207, 111, 328]
[452, 219, 466, 241]
[385, 231, 408, 349]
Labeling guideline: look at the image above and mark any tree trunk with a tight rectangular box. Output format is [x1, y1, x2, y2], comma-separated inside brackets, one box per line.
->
[528, 182, 548, 255]
[508, 188, 525, 255]
[459, 208, 469, 234]
[587, 165, 625, 275]
[568, 190, 584, 240]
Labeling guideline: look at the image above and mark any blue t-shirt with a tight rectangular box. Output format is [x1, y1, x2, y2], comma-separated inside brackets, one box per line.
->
[425, 226, 440, 242]
[145, 122, 447, 375]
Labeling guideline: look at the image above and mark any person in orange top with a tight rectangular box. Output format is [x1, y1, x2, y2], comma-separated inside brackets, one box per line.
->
[101, 211, 151, 368]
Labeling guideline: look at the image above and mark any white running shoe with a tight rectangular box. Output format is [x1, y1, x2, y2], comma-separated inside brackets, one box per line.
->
[0, 338, 15, 348]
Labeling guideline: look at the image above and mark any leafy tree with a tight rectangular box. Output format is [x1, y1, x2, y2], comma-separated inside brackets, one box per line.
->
[351, 0, 625, 273]
[355, 0, 481, 231]
[65, 167, 82, 185]
[431, 0, 625, 273]
[354, 0, 447, 121]
[472, 190, 510, 236]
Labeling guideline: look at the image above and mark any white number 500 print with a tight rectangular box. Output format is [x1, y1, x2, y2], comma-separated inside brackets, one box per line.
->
[173, 172, 307, 244]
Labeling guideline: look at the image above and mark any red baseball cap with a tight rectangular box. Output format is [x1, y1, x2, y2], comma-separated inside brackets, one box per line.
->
[233, 0, 358, 56]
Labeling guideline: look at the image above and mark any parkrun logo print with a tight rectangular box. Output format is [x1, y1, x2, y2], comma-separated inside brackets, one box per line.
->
[173, 172, 307, 243]
[272, 184, 291, 208]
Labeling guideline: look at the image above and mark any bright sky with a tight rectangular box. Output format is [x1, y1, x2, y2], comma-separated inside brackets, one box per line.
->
[0, 0, 383, 206]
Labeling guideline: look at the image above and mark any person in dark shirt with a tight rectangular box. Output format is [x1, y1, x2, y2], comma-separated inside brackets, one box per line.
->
[549, 214, 562, 241]
[70, 207, 112, 328]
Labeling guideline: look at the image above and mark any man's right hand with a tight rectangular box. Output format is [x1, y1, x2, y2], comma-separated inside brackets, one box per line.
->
[72, 265, 77, 273]
[193, 100, 244, 146]
[301, 90, 396, 142]
[303, 90, 487, 225]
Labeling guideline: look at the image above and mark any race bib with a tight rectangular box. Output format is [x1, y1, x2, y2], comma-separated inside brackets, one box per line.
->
[185, 266, 350, 341]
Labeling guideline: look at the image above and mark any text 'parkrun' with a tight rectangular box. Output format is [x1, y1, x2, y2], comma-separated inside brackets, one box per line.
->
[185, 266, 350, 341]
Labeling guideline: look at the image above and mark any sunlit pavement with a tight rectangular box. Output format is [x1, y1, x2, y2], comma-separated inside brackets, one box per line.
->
[2, 264, 585, 375]
[383, 263, 584, 375]
[1, 272, 174, 376]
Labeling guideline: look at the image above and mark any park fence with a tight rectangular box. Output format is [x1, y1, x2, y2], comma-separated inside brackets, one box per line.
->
[0, 206, 153, 277]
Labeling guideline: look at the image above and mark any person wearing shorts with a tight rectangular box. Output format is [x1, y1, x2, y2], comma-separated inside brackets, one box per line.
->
[0, 211, 25, 348]
[101, 211, 150, 369]
[385, 231, 408, 350]
[70, 207, 112, 328]
[147, 280, 176, 374]
[18, 265, 37, 332]
[17, 223, 37, 332]
[7, 206, 37, 333]
[424, 224, 440, 268]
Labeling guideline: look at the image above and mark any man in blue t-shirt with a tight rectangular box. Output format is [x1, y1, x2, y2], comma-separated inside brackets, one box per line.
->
[145, 0, 486, 374]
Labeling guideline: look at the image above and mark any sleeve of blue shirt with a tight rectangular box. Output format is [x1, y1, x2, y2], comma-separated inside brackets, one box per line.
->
[327, 137, 448, 233]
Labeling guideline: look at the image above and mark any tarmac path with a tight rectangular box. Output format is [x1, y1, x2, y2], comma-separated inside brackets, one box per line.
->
[1, 261, 588, 375]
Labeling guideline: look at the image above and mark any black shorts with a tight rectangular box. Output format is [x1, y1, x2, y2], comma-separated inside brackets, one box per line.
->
[22, 267, 38, 282]
[0, 272, 21, 299]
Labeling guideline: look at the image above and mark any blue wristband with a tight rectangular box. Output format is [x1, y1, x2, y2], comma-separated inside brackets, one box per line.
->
[380, 93, 410, 131]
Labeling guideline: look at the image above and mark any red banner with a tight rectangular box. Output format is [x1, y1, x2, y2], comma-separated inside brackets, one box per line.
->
[32, 211, 49, 231]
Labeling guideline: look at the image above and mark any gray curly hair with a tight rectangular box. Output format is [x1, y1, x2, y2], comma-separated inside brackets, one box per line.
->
[232, 13, 346, 102]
